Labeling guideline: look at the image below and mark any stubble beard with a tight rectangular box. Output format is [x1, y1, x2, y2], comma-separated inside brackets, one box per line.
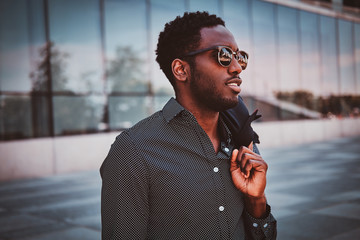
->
[190, 67, 239, 112]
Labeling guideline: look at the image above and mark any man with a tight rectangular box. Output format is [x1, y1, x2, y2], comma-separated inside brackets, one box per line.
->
[100, 11, 276, 239]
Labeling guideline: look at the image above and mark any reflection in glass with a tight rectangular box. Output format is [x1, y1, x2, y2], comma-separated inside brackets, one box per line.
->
[277, 6, 300, 92]
[30, 42, 69, 92]
[189, 0, 219, 15]
[0, 96, 33, 140]
[338, 19, 356, 95]
[109, 96, 151, 129]
[1, 0, 359, 142]
[320, 16, 339, 95]
[355, 23, 360, 93]
[107, 46, 149, 93]
[53, 96, 106, 135]
[105, 0, 149, 93]
[223, 0, 252, 92]
[0, 0, 45, 92]
[30, 94, 50, 137]
[299, 11, 321, 96]
[251, 0, 277, 96]
[48, 0, 103, 93]
[151, 0, 186, 95]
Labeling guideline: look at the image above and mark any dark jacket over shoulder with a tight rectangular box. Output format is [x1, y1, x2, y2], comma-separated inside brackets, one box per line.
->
[221, 96, 261, 148]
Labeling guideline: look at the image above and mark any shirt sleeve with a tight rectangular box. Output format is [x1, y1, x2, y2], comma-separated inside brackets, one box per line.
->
[100, 132, 150, 240]
[243, 204, 277, 240]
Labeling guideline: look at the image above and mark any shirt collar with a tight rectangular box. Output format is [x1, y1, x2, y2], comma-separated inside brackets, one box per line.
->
[219, 117, 232, 147]
[163, 97, 232, 145]
[162, 97, 185, 123]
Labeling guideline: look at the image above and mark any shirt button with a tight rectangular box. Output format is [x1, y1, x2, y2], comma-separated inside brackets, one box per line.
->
[224, 147, 230, 152]
[219, 206, 225, 212]
[263, 223, 268, 228]
[253, 223, 258, 227]
[213, 167, 219, 173]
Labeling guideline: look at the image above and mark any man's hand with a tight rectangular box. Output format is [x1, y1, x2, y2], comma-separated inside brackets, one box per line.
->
[230, 142, 268, 218]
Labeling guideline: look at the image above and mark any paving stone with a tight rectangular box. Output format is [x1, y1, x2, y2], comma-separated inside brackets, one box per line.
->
[0, 189, 100, 211]
[65, 214, 101, 230]
[327, 228, 360, 240]
[327, 190, 360, 202]
[279, 175, 360, 198]
[17, 227, 101, 240]
[0, 213, 70, 239]
[0, 136, 359, 239]
[32, 202, 101, 221]
[314, 203, 360, 220]
[277, 213, 360, 239]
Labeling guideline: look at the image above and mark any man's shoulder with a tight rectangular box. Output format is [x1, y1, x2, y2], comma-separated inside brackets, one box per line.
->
[120, 97, 182, 139]
[123, 110, 165, 137]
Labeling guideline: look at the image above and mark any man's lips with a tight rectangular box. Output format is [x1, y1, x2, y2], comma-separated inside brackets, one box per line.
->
[225, 78, 242, 93]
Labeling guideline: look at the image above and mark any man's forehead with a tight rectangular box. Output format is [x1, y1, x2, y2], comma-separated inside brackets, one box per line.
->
[199, 25, 238, 49]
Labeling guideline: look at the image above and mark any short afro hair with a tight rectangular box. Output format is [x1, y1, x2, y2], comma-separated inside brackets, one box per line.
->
[155, 11, 225, 87]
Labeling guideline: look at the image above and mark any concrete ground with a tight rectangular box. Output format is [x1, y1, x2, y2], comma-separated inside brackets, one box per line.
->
[0, 135, 359, 240]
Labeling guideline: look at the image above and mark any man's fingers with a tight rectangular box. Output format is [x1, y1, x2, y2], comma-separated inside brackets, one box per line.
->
[230, 149, 239, 172]
[248, 141, 253, 151]
[243, 159, 268, 178]
[231, 146, 266, 177]
[240, 152, 263, 170]
[238, 145, 261, 158]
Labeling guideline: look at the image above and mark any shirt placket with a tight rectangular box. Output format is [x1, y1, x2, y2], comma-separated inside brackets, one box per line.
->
[193, 123, 233, 239]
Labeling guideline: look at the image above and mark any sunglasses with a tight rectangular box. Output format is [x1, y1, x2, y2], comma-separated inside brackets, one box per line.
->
[182, 45, 249, 70]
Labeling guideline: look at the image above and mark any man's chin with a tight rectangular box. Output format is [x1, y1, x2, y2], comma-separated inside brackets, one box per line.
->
[213, 97, 239, 112]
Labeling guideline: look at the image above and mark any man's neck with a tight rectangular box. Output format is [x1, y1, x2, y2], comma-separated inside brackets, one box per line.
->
[176, 97, 221, 152]
[196, 112, 221, 153]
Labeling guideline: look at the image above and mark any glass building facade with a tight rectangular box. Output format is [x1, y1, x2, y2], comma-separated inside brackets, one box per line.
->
[1, 0, 360, 141]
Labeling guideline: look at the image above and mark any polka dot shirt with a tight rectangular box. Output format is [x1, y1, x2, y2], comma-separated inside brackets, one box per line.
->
[100, 98, 276, 239]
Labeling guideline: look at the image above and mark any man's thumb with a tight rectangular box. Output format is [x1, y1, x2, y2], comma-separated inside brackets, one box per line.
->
[248, 141, 253, 151]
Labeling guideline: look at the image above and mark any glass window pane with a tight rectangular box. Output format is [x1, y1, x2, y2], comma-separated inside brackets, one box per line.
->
[48, 0, 103, 93]
[223, 0, 253, 93]
[338, 19, 356, 95]
[277, 6, 300, 92]
[30, 94, 51, 137]
[299, 11, 321, 95]
[150, 0, 186, 95]
[251, 0, 277, 96]
[0, 96, 33, 140]
[105, 0, 149, 93]
[189, 0, 219, 15]
[0, 0, 46, 92]
[53, 96, 106, 135]
[355, 23, 360, 94]
[320, 16, 338, 95]
[109, 96, 151, 129]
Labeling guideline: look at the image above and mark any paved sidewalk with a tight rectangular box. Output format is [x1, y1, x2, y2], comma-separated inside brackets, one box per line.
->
[0, 136, 359, 239]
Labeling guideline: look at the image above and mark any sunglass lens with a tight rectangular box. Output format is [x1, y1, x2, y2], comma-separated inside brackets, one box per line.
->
[238, 51, 248, 70]
[218, 47, 232, 67]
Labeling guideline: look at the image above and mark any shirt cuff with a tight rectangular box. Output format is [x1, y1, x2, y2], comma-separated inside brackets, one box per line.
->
[244, 204, 277, 239]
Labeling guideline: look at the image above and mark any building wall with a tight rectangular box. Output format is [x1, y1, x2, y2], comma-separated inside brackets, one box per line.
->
[1, 118, 360, 182]
[1, 0, 360, 181]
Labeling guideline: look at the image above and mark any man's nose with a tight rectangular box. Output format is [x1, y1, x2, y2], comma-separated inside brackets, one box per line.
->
[228, 57, 242, 75]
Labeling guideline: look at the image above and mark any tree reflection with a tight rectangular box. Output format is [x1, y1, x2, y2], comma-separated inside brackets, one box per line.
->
[30, 42, 69, 91]
[276, 90, 360, 118]
[107, 46, 150, 93]
[106, 46, 153, 129]
[29, 42, 106, 136]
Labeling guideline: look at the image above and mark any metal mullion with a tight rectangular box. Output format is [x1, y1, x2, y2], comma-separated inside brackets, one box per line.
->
[335, 18, 341, 96]
[43, 0, 54, 137]
[99, 0, 109, 131]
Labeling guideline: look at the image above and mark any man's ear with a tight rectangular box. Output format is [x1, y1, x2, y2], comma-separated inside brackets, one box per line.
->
[171, 59, 189, 82]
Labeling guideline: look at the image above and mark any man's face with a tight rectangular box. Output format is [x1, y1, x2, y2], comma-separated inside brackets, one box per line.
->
[189, 25, 243, 112]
